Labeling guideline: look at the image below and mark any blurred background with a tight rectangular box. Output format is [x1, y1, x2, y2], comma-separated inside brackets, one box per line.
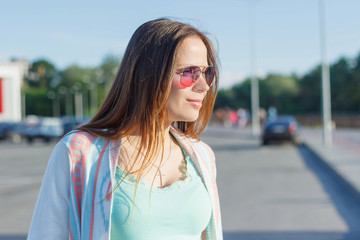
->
[1, 0, 360, 239]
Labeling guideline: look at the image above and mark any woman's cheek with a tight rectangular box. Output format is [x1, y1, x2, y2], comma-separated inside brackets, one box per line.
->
[172, 76, 187, 89]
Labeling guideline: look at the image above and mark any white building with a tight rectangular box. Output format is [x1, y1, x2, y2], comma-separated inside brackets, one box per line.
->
[0, 60, 29, 122]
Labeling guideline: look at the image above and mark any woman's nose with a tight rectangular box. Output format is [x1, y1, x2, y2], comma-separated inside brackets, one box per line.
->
[193, 74, 210, 92]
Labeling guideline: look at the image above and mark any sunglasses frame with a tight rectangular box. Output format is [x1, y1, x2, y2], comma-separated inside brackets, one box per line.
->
[175, 65, 215, 88]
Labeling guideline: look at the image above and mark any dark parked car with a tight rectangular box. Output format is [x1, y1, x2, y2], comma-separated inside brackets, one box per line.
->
[0, 122, 16, 140]
[8, 122, 28, 143]
[262, 115, 300, 145]
[61, 116, 91, 134]
[24, 117, 64, 143]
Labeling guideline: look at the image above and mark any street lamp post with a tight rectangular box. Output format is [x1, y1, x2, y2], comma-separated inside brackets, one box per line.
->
[82, 75, 90, 116]
[83, 86, 89, 116]
[319, 0, 332, 146]
[47, 90, 60, 117]
[58, 86, 70, 116]
[248, 2, 261, 136]
[72, 84, 83, 119]
[88, 82, 98, 116]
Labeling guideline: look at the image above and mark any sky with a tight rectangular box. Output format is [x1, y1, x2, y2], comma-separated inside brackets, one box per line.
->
[1, 0, 360, 88]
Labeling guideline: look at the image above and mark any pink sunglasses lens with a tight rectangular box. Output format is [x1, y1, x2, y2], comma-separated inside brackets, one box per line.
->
[180, 66, 199, 87]
[180, 66, 214, 87]
[180, 76, 196, 87]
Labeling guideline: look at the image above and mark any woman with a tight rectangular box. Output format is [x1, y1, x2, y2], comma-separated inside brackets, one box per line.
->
[27, 18, 222, 240]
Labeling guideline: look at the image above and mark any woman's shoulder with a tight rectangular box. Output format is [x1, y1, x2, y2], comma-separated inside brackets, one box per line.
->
[61, 129, 93, 142]
[185, 134, 217, 178]
[60, 130, 104, 148]
[192, 138, 215, 158]
[170, 126, 214, 157]
[61, 129, 117, 152]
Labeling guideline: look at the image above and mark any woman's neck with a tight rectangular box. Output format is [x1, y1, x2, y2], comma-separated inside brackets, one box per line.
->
[126, 122, 174, 147]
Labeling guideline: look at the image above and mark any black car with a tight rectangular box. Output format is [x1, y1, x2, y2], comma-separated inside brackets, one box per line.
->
[262, 115, 300, 145]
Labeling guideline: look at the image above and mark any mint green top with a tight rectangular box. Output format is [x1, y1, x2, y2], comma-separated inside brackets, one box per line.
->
[110, 149, 212, 240]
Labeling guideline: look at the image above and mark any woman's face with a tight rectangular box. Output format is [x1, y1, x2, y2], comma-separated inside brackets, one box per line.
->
[166, 36, 210, 123]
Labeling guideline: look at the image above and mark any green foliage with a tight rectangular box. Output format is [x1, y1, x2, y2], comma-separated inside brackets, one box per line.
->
[330, 57, 353, 111]
[25, 88, 52, 116]
[22, 52, 360, 117]
[59, 65, 92, 88]
[23, 59, 57, 116]
[96, 55, 121, 100]
[214, 79, 252, 110]
[214, 89, 236, 110]
[215, 52, 360, 115]
[260, 74, 300, 114]
[25, 59, 57, 89]
[351, 54, 360, 111]
[99, 55, 120, 82]
[231, 79, 252, 110]
[22, 55, 121, 117]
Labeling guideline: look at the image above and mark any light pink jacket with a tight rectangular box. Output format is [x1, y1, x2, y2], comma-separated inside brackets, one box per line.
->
[27, 126, 222, 239]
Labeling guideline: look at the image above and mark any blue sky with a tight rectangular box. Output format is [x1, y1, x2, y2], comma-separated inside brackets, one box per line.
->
[1, 0, 360, 88]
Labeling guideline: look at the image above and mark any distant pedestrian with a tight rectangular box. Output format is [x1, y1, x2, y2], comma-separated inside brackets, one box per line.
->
[229, 110, 239, 128]
[237, 108, 248, 127]
[27, 18, 223, 240]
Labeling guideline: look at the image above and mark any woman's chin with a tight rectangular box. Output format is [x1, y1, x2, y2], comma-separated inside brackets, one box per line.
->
[168, 113, 200, 123]
[180, 113, 200, 123]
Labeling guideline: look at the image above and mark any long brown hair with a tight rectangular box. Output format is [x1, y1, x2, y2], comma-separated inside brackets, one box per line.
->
[79, 18, 219, 180]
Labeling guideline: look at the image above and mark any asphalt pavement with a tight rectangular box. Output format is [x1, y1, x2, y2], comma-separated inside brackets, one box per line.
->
[203, 125, 360, 240]
[1, 126, 360, 240]
[300, 127, 360, 205]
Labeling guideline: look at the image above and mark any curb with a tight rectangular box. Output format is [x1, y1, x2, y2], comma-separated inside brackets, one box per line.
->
[301, 142, 360, 205]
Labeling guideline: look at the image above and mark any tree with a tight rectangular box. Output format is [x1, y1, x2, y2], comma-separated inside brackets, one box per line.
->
[96, 54, 121, 100]
[22, 59, 57, 116]
[25, 88, 52, 116]
[260, 74, 300, 114]
[330, 57, 352, 112]
[58, 65, 94, 88]
[297, 65, 322, 114]
[214, 89, 235, 110]
[25, 59, 57, 89]
[231, 79, 252, 110]
[349, 53, 360, 111]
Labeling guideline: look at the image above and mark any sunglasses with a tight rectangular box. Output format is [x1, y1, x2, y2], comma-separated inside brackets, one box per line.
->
[176, 66, 215, 88]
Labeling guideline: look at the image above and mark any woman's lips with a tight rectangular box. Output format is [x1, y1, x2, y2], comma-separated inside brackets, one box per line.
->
[187, 99, 203, 108]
